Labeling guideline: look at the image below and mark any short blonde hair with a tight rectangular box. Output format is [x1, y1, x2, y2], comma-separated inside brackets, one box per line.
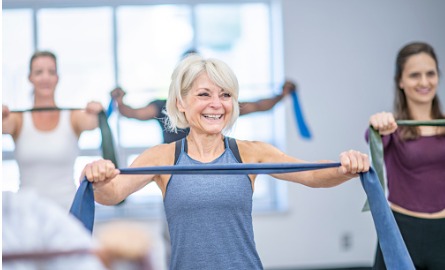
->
[165, 54, 240, 134]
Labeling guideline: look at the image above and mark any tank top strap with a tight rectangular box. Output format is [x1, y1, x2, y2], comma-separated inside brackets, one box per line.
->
[175, 136, 236, 164]
[223, 136, 229, 149]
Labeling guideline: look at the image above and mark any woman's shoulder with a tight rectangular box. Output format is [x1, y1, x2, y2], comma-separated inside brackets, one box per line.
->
[135, 142, 176, 166]
[235, 139, 269, 149]
[234, 139, 280, 163]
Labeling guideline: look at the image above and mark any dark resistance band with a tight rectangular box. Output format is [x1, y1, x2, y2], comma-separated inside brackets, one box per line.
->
[12, 106, 119, 167]
[70, 163, 414, 269]
[362, 119, 445, 211]
[2, 249, 92, 262]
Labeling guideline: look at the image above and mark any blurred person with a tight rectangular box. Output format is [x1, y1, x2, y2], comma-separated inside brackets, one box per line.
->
[368, 42, 445, 270]
[2, 51, 104, 211]
[2, 190, 107, 270]
[95, 220, 154, 270]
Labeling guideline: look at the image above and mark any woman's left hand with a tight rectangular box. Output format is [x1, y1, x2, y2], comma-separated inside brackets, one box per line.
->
[338, 150, 370, 176]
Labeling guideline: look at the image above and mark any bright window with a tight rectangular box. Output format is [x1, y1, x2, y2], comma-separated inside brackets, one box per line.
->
[2, 1, 287, 220]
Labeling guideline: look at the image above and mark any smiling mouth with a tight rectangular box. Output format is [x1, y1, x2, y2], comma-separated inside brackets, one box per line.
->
[416, 88, 431, 94]
[203, 114, 223, 120]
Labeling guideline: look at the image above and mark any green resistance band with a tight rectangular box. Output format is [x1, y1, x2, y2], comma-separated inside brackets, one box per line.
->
[362, 119, 445, 211]
[98, 110, 118, 167]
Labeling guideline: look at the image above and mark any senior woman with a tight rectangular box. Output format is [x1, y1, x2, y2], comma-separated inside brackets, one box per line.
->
[81, 54, 370, 270]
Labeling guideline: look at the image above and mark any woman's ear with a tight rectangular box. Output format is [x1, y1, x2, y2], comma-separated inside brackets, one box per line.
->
[398, 80, 404, 90]
[177, 98, 185, 113]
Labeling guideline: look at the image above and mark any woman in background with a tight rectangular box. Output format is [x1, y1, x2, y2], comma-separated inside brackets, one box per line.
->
[2, 51, 104, 211]
[368, 42, 445, 269]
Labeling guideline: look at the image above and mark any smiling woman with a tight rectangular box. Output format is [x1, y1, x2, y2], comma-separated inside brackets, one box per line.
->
[2, 2, 284, 220]
[80, 54, 370, 269]
[367, 42, 445, 270]
[166, 56, 240, 136]
[2, 51, 104, 211]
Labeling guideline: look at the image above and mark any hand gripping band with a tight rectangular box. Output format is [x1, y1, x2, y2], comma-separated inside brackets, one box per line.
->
[362, 119, 445, 211]
[70, 163, 414, 269]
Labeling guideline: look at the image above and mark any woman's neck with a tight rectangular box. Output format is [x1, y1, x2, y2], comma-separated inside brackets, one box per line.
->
[33, 97, 56, 108]
[186, 132, 225, 161]
[408, 102, 432, 120]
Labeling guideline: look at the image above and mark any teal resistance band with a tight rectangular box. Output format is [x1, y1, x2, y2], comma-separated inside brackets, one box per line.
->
[362, 119, 445, 211]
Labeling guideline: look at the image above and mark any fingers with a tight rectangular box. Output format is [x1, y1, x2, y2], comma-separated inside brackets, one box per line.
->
[86, 101, 104, 114]
[282, 81, 297, 95]
[84, 159, 119, 183]
[110, 87, 125, 99]
[369, 112, 397, 135]
[339, 150, 370, 175]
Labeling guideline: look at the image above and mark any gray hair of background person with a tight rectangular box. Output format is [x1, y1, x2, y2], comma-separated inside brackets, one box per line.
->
[165, 54, 240, 134]
[394, 41, 443, 139]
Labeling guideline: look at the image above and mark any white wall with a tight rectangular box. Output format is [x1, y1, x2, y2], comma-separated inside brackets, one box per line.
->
[252, 0, 445, 269]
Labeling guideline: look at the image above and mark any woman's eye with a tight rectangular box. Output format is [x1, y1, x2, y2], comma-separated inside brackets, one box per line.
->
[198, 92, 210, 97]
[222, 93, 231, 98]
[427, 71, 437, 77]
[409, 73, 420, 79]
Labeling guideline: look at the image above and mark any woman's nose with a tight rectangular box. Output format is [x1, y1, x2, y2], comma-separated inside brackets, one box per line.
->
[419, 74, 429, 87]
[209, 95, 222, 107]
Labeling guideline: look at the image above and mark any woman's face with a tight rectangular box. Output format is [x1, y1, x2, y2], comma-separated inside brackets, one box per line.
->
[28, 56, 58, 98]
[177, 72, 233, 135]
[399, 52, 438, 106]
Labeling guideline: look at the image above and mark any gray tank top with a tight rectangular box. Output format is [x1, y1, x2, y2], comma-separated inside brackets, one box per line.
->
[164, 137, 263, 270]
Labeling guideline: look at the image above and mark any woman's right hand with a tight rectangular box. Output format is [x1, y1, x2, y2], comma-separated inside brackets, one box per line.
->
[369, 111, 398, 135]
[81, 159, 120, 188]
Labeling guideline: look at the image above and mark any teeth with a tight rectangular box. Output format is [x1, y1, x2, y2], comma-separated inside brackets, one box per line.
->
[204, 114, 222, 119]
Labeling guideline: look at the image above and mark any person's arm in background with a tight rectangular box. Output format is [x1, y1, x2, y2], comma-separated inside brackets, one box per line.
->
[2, 105, 19, 137]
[72, 101, 104, 137]
[239, 80, 296, 116]
[110, 87, 159, 121]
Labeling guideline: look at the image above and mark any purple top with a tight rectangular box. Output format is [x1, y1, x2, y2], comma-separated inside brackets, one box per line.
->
[372, 130, 445, 213]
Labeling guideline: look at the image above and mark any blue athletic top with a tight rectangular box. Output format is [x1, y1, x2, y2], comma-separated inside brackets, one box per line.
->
[164, 137, 263, 270]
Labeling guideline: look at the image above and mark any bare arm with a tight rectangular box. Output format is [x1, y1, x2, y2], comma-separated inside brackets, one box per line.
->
[2, 105, 20, 139]
[238, 140, 369, 188]
[110, 87, 159, 120]
[72, 101, 104, 137]
[82, 143, 175, 205]
[239, 80, 296, 116]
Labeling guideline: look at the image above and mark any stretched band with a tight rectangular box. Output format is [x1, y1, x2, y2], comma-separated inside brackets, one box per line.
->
[2, 248, 92, 261]
[70, 163, 414, 269]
